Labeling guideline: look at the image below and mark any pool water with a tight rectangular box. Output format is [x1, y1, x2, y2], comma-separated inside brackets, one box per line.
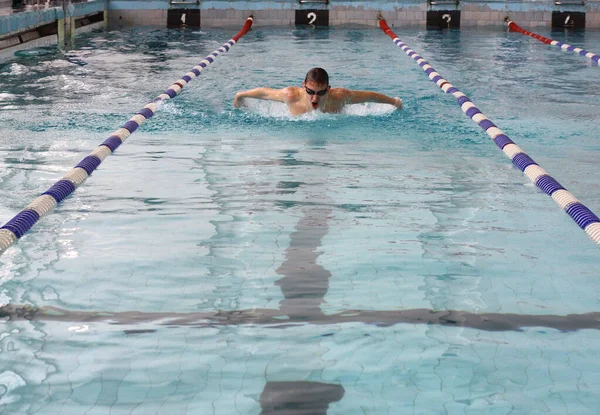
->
[0, 25, 599, 414]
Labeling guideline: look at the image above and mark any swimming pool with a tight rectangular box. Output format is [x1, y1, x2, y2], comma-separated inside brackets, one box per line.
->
[1, 23, 599, 413]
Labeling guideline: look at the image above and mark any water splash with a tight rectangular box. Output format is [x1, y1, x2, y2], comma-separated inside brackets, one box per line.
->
[1, 64, 30, 76]
[342, 102, 397, 116]
[0, 93, 17, 101]
[239, 100, 398, 119]
[0, 371, 26, 405]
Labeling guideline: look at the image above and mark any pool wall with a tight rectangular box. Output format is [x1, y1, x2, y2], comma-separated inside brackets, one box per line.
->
[106, 0, 600, 28]
[1, 0, 600, 63]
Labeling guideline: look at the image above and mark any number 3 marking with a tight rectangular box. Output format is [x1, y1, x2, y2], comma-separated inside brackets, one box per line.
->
[307, 12, 317, 25]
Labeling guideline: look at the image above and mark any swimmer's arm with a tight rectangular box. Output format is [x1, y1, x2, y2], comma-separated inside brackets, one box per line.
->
[233, 87, 292, 107]
[345, 89, 403, 109]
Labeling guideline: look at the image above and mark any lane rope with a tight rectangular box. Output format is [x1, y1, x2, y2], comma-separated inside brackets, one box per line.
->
[378, 18, 600, 246]
[0, 16, 254, 256]
[508, 20, 600, 64]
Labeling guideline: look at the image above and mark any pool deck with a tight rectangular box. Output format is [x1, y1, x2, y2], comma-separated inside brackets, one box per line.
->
[0, 0, 106, 62]
[0, 1, 54, 17]
[1, 0, 599, 32]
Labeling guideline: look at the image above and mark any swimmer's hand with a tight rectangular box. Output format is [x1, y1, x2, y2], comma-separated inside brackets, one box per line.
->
[393, 97, 403, 109]
[233, 92, 244, 108]
[233, 93, 247, 108]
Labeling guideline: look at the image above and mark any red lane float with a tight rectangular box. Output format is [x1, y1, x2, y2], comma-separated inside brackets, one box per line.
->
[508, 20, 600, 63]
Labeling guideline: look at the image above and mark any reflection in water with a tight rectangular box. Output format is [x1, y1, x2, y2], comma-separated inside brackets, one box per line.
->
[291, 27, 331, 42]
[260, 381, 344, 415]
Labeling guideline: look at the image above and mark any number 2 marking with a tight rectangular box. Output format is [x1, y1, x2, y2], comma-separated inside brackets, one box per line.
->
[442, 14, 451, 23]
[307, 12, 317, 25]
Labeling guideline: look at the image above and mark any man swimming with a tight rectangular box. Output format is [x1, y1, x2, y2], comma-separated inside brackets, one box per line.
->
[233, 67, 403, 116]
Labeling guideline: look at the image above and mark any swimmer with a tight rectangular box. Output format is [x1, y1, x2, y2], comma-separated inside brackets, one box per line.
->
[233, 67, 403, 116]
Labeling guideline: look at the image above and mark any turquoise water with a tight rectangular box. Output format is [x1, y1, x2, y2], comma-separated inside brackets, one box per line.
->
[0, 25, 599, 414]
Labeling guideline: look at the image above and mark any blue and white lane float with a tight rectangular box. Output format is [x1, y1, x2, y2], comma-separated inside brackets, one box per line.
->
[378, 18, 600, 246]
[0, 17, 254, 256]
[508, 20, 600, 64]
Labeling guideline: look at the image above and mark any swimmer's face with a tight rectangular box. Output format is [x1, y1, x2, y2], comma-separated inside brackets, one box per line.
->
[303, 81, 329, 110]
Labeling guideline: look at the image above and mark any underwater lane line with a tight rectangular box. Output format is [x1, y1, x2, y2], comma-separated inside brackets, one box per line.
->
[3, 304, 600, 332]
[378, 17, 600, 247]
[0, 17, 254, 257]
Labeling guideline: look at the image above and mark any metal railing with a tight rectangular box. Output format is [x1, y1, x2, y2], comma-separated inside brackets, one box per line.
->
[428, 0, 459, 5]
[554, 0, 585, 5]
[169, 0, 200, 5]
[298, 0, 329, 4]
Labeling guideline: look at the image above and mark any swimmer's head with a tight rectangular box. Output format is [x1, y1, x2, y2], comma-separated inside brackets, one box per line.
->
[304, 67, 329, 85]
[303, 67, 330, 110]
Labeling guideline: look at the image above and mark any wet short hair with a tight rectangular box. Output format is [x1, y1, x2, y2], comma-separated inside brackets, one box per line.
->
[304, 67, 329, 86]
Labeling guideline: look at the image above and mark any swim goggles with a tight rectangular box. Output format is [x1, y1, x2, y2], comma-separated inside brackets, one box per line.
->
[305, 86, 329, 96]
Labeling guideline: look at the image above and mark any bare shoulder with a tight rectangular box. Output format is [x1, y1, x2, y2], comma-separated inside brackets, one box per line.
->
[282, 86, 302, 103]
[329, 87, 352, 99]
